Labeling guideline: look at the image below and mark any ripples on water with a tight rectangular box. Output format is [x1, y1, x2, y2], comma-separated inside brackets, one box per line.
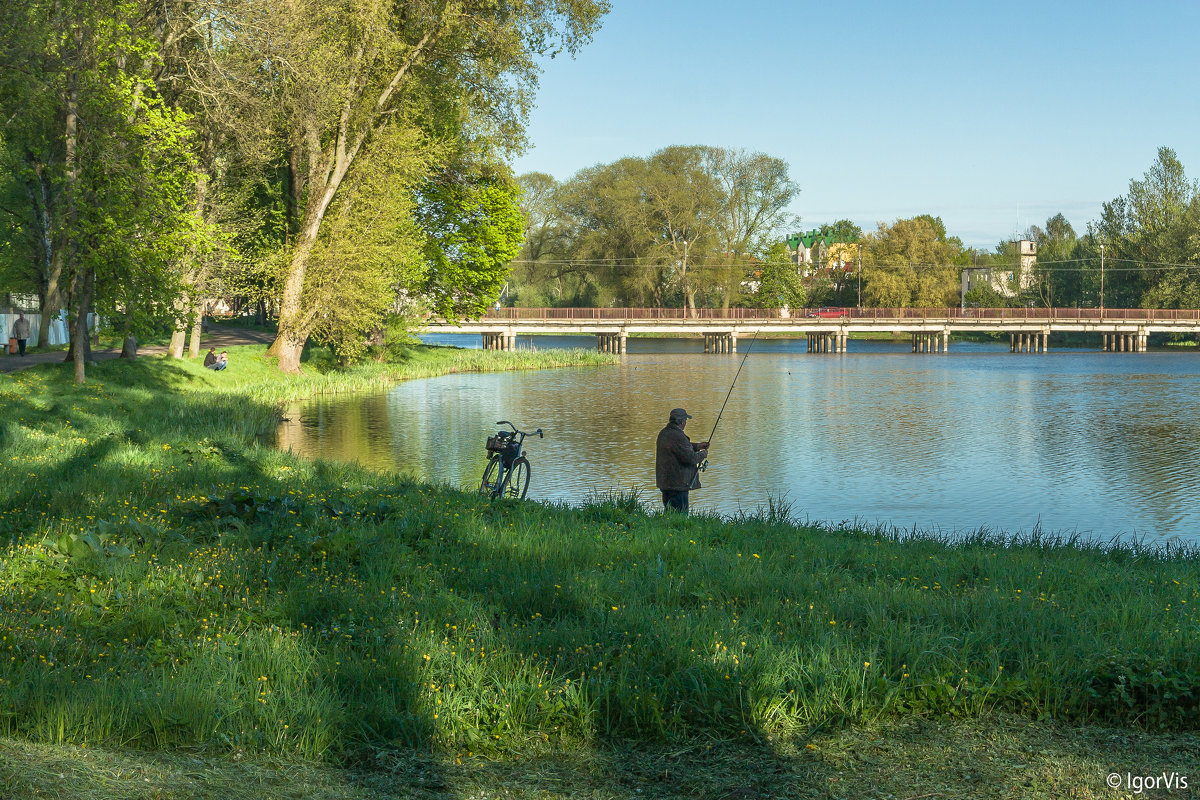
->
[277, 336, 1200, 545]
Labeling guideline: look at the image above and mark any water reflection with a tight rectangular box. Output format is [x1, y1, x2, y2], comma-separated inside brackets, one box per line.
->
[278, 338, 1200, 544]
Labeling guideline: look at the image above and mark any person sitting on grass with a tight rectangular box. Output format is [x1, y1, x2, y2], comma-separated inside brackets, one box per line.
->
[213, 351, 228, 371]
[203, 347, 217, 368]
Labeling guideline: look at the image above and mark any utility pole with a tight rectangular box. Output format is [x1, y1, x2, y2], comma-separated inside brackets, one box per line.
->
[1100, 243, 1105, 316]
[856, 244, 862, 309]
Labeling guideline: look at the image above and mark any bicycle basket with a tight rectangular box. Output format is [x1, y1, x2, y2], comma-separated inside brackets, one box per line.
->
[485, 435, 505, 452]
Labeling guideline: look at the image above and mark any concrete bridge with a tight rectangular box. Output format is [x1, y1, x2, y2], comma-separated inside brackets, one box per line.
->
[422, 307, 1200, 354]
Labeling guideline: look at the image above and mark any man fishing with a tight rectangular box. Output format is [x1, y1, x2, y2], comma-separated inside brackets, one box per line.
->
[655, 408, 709, 514]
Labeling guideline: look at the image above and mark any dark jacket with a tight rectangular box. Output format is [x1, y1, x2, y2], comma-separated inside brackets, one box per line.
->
[203, 350, 217, 367]
[656, 421, 706, 491]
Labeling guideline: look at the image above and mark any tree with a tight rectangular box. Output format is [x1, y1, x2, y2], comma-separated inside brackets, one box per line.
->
[817, 219, 863, 243]
[527, 145, 799, 310]
[418, 164, 525, 321]
[861, 216, 962, 307]
[558, 157, 670, 307]
[0, 0, 204, 382]
[510, 172, 588, 306]
[1029, 212, 1079, 307]
[256, 0, 610, 373]
[704, 148, 799, 308]
[1089, 147, 1199, 308]
[747, 242, 804, 309]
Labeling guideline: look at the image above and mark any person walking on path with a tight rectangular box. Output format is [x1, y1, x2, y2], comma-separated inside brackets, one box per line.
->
[12, 313, 30, 356]
[655, 407, 709, 514]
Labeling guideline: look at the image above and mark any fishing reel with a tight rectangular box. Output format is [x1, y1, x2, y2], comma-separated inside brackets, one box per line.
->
[698, 458, 709, 473]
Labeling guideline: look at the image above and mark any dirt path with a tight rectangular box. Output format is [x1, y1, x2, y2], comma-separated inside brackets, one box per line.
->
[0, 326, 275, 374]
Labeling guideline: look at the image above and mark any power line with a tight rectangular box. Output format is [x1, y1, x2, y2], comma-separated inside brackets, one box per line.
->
[511, 256, 1200, 273]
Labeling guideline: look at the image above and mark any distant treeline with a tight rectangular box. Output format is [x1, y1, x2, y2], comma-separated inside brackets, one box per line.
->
[513, 146, 1200, 312]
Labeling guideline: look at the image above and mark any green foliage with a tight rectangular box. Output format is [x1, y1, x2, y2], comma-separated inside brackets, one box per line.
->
[514, 146, 797, 309]
[419, 171, 524, 321]
[0, 0, 209, 377]
[305, 126, 438, 361]
[746, 242, 805, 309]
[815, 219, 864, 243]
[862, 216, 962, 307]
[1088, 147, 1200, 309]
[1085, 654, 1200, 727]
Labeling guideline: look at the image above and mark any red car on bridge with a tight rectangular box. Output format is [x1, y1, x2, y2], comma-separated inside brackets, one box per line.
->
[806, 306, 850, 318]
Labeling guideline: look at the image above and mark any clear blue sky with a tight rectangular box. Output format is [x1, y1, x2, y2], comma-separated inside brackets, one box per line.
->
[511, 0, 1200, 248]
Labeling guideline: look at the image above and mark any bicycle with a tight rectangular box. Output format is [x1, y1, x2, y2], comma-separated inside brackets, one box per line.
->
[479, 421, 543, 500]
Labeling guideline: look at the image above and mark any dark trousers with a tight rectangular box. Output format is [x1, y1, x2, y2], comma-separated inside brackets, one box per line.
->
[17, 339, 26, 356]
[661, 489, 689, 513]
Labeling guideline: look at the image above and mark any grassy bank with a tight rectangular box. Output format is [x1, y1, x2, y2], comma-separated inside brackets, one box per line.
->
[0, 344, 1198, 786]
[5, 715, 1198, 799]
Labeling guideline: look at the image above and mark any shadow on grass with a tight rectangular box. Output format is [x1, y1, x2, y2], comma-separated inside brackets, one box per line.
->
[0, 358, 442, 775]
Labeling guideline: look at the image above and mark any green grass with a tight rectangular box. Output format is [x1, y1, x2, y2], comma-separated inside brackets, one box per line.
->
[4, 715, 1199, 799]
[0, 342, 1198, 783]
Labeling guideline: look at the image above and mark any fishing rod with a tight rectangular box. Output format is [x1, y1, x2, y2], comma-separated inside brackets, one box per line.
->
[690, 328, 762, 487]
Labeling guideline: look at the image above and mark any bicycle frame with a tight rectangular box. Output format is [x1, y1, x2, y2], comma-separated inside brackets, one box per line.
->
[481, 421, 543, 499]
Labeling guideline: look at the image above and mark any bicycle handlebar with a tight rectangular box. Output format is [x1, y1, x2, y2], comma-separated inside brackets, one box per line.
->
[492, 422, 543, 439]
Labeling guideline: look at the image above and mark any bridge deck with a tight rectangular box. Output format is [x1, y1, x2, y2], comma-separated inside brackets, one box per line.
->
[423, 307, 1200, 335]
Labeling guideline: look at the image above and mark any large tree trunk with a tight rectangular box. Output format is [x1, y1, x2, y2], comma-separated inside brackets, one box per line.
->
[168, 324, 186, 358]
[187, 306, 203, 357]
[186, 166, 210, 360]
[65, 66, 84, 378]
[268, 164, 335, 372]
[119, 310, 137, 358]
[73, 269, 94, 384]
[27, 165, 67, 322]
[286, 147, 303, 244]
[268, 246, 314, 372]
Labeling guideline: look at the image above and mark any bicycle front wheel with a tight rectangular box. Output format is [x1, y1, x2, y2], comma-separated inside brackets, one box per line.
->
[500, 457, 531, 500]
[479, 455, 504, 498]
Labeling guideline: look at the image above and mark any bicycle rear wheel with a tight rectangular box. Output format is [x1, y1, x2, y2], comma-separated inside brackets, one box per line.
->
[500, 457, 531, 500]
[479, 455, 504, 498]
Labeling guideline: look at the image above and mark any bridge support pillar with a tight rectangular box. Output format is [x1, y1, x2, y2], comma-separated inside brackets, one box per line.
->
[482, 331, 518, 351]
[912, 333, 944, 353]
[704, 332, 736, 353]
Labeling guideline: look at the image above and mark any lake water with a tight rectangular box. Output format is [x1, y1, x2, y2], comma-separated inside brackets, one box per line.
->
[277, 335, 1200, 546]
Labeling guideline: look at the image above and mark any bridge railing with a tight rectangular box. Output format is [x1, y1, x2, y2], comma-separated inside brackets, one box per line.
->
[464, 307, 1200, 323]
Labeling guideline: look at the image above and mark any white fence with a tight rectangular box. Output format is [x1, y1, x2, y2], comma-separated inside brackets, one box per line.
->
[0, 311, 90, 349]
